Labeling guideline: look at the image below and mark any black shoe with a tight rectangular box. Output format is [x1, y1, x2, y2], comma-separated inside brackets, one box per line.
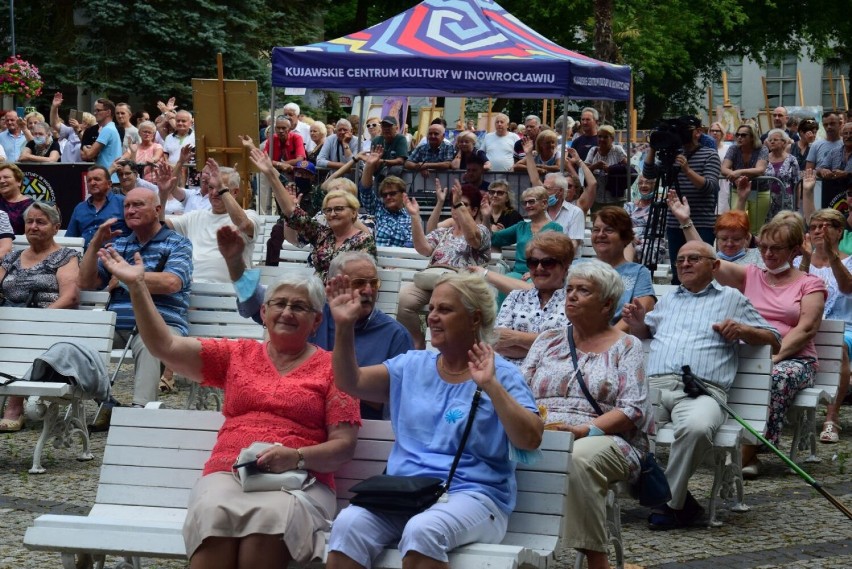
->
[89, 400, 118, 432]
[648, 492, 704, 530]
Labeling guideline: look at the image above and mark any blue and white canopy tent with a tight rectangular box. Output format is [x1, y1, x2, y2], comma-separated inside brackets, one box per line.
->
[272, 0, 630, 101]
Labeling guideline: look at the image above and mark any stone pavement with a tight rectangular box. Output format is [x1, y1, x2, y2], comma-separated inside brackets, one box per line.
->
[1, 365, 850, 569]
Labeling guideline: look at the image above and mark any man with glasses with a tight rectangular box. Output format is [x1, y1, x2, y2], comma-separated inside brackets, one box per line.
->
[66, 166, 129, 248]
[359, 148, 413, 247]
[404, 123, 454, 176]
[623, 240, 779, 530]
[222, 237, 412, 419]
[643, 115, 721, 284]
[81, 99, 123, 182]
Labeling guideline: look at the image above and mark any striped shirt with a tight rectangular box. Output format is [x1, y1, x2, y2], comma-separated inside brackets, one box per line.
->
[643, 145, 721, 229]
[645, 281, 779, 390]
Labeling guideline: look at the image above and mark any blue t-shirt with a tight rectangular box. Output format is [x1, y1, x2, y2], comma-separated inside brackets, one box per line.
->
[384, 350, 538, 514]
[613, 262, 655, 322]
[96, 123, 123, 182]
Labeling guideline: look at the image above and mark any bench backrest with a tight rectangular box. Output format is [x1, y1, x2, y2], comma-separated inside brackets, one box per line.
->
[812, 319, 845, 396]
[0, 306, 116, 377]
[187, 282, 264, 340]
[102, 408, 571, 554]
[13, 235, 84, 254]
[78, 290, 111, 311]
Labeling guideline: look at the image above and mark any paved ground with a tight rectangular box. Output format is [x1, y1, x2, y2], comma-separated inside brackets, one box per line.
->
[1, 365, 850, 569]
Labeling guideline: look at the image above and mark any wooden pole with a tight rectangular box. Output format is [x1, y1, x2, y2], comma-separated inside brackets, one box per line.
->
[797, 70, 805, 106]
[550, 100, 556, 127]
[542, 99, 547, 124]
[761, 76, 770, 113]
[216, 53, 228, 152]
[707, 85, 713, 124]
[841, 76, 849, 111]
[487, 98, 493, 131]
[722, 71, 730, 106]
[828, 69, 837, 112]
[460, 97, 466, 127]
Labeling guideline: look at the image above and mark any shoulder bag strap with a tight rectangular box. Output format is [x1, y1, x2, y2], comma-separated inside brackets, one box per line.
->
[444, 387, 482, 493]
[566, 325, 604, 416]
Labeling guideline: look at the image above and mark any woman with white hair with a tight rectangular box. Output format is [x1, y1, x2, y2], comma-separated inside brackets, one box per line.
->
[762, 128, 800, 219]
[326, 271, 542, 569]
[521, 259, 652, 569]
[95, 258, 361, 569]
[19, 121, 60, 162]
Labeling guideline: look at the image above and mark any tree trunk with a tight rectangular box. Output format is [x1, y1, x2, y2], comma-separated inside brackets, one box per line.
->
[593, 0, 617, 123]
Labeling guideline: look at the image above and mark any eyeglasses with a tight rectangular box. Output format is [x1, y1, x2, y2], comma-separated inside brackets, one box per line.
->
[349, 278, 381, 289]
[735, 132, 750, 138]
[488, 190, 507, 196]
[757, 244, 789, 255]
[674, 254, 716, 265]
[522, 198, 542, 206]
[265, 299, 316, 314]
[709, 129, 723, 134]
[380, 190, 401, 198]
[94, 108, 106, 114]
[527, 257, 561, 270]
[366, 123, 379, 128]
[322, 206, 350, 215]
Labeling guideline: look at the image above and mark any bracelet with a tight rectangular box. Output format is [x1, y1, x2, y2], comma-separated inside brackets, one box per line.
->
[587, 424, 606, 437]
[482, 269, 489, 279]
[351, 155, 358, 163]
[679, 221, 693, 229]
[217, 188, 230, 197]
[453, 202, 465, 209]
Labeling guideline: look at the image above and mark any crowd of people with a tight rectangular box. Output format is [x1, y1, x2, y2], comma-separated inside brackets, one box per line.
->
[0, 95, 851, 569]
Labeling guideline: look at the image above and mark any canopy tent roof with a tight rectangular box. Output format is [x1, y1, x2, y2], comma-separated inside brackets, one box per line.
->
[272, 0, 631, 101]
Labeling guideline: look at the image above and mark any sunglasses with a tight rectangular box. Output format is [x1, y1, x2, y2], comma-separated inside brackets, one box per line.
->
[488, 190, 507, 196]
[527, 257, 560, 269]
[366, 123, 379, 128]
[522, 198, 541, 206]
[380, 190, 401, 198]
[735, 132, 750, 138]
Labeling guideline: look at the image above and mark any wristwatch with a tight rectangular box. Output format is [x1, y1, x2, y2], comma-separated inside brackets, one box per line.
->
[217, 188, 230, 197]
[295, 448, 305, 470]
[453, 202, 465, 209]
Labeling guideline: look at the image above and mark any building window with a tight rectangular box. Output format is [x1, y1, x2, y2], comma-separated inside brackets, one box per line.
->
[765, 55, 798, 107]
[821, 66, 848, 111]
[712, 59, 743, 108]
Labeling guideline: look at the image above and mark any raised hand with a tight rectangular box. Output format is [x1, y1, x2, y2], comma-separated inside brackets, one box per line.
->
[802, 232, 814, 256]
[216, 225, 246, 263]
[98, 249, 145, 285]
[238, 134, 257, 150]
[522, 137, 534, 156]
[479, 193, 492, 219]
[249, 147, 274, 174]
[154, 161, 176, 195]
[178, 144, 194, 165]
[91, 218, 123, 248]
[403, 193, 420, 216]
[468, 342, 497, 389]
[366, 145, 383, 166]
[52, 92, 63, 107]
[205, 158, 221, 190]
[620, 297, 646, 328]
[666, 189, 691, 224]
[434, 178, 448, 203]
[801, 168, 816, 194]
[326, 275, 362, 327]
[450, 178, 463, 203]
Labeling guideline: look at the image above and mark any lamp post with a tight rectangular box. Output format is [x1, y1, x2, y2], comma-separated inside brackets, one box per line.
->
[9, 0, 15, 56]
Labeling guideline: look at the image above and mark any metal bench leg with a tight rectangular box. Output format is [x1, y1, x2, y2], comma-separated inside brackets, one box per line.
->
[804, 408, 820, 463]
[59, 553, 77, 569]
[29, 400, 61, 474]
[606, 489, 624, 569]
[789, 408, 803, 463]
[28, 397, 93, 474]
[69, 398, 94, 462]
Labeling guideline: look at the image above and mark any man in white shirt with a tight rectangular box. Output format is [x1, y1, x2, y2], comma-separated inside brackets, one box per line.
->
[543, 173, 585, 251]
[162, 110, 196, 165]
[282, 102, 314, 153]
[160, 160, 259, 283]
[480, 113, 519, 172]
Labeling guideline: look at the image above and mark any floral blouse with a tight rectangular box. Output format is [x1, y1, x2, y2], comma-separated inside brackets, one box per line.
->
[496, 287, 568, 365]
[521, 329, 652, 482]
[285, 206, 377, 281]
[764, 154, 800, 218]
[426, 225, 491, 268]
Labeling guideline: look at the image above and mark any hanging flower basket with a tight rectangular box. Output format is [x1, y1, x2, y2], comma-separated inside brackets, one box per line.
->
[0, 55, 43, 100]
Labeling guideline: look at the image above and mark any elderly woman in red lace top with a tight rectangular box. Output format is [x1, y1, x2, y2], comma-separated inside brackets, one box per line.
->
[97, 249, 360, 569]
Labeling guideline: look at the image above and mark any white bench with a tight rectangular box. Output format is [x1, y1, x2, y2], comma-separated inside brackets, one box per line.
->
[0, 307, 116, 473]
[250, 215, 268, 267]
[13, 235, 84, 253]
[649, 343, 773, 527]
[25, 406, 574, 569]
[788, 319, 845, 462]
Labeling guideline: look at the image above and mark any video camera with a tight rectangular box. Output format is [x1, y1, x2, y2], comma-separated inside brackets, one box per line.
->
[649, 117, 693, 166]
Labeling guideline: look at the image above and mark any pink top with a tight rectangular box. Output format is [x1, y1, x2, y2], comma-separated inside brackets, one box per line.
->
[199, 339, 361, 489]
[135, 142, 163, 181]
[743, 264, 827, 360]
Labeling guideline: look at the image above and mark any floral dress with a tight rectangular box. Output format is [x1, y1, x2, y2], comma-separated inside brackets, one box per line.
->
[521, 329, 652, 482]
[496, 287, 568, 365]
[764, 154, 800, 219]
[285, 206, 377, 281]
[0, 248, 80, 307]
[426, 225, 491, 268]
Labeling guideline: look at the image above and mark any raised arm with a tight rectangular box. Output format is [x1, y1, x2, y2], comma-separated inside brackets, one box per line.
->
[572, 150, 598, 213]
[801, 168, 817, 221]
[50, 93, 63, 130]
[426, 178, 447, 233]
[621, 297, 652, 339]
[403, 194, 433, 257]
[449, 180, 483, 249]
[246, 139, 296, 217]
[77, 219, 123, 290]
[524, 138, 543, 187]
[327, 275, 391, 402]
[99, 248, 204, 380]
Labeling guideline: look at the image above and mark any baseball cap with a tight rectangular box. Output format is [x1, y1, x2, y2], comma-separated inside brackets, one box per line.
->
[293, 160, 316, 175]
[381, 116, 398, 126]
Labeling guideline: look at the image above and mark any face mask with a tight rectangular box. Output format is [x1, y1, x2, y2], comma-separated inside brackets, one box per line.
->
[766, 262, 791, 275]
[717, 249, 746, 262]
[639, 191, 655, 200]
[547, 194, 558, 207]
[33, 136, 46, 145]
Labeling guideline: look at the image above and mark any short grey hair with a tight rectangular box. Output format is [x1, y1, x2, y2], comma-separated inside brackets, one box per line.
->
[522, 186, 548, 202]
[283, 102, 300, 116]
[567, 260, 624, 321]
[328, 252, 378, 279]
[33, 121, 52, 137]
[24, 201, 62, 226]
[137, 120, 156, 132]
[524, 115, 541, 126]
[544, 172, 569, 191]
[264, 273, 326, 313]
[433, 272, 497, 345]
[218, 167, 240, 190]
[765, 128, 790, 143]
[336, 119, 353, 130]
[581, 107, 599, 121]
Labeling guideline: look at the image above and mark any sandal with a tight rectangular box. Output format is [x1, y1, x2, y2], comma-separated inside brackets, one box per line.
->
[159, 368, 176, 393]
[819, 421, 841, 444]
[0, 415, 25, 432]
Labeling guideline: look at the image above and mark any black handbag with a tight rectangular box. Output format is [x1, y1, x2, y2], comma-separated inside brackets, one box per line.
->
[566, 325, 671, 508]
[349, 387, 482, 516]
